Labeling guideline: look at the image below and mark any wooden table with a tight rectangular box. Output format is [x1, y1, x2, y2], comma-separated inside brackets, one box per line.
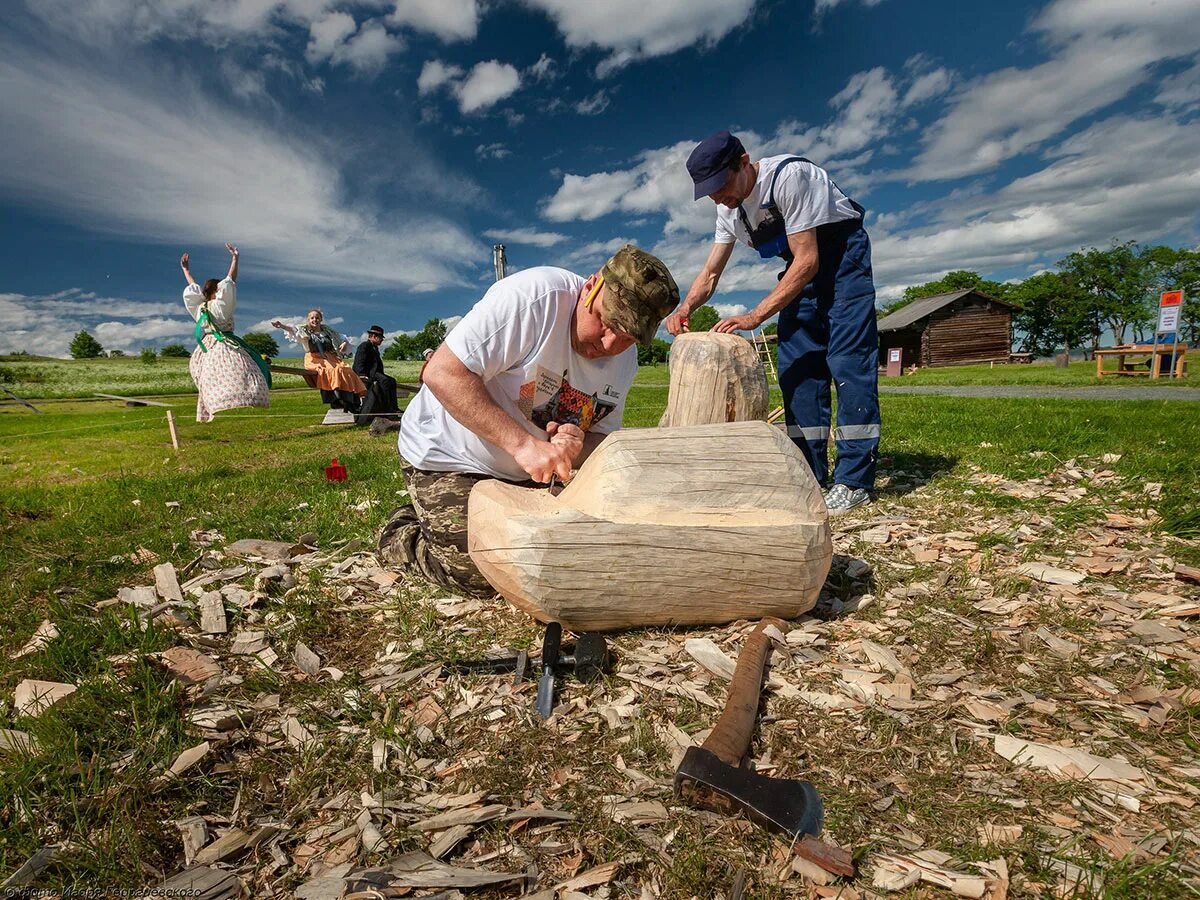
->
[1094, 344, 1187, 379]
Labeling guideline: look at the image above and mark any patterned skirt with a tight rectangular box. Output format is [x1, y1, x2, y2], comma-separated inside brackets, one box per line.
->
[189, 335, 270, 423]
[304, 352, 367, 395]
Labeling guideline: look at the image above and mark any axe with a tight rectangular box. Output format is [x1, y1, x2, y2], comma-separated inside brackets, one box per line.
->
[674, 619, 855, 877]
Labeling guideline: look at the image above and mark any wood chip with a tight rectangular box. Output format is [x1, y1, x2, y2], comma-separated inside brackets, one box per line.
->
[153, 563, 185, 603]
[225, 538, 305, 560]
[411, 804, 507, 832]
[13, 680, 76, 717]
[994, 735, 1146, 787]
[198, 591, 227, 635]
[683, 638, 736, 680]
[0, 729, 36, 754]
[294, 641, 322, 676]
[428, 823, 473, 859]
[11, 620, 58, 659]
[1016, 563, 1086, 585]
[554, 861, 624, 893]
[610, 800, 669, 825]
[160, 646, 222, 683]
[283, 717, 315, 751]
[168, 741, 211, 777]
[977, 823, 1023, 845]
[176, 815, 210, 865]
[193, 828, 251, 865]
[350, 850, 526, 889]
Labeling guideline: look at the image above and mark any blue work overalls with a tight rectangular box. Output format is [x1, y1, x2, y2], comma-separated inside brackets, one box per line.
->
[739, 158, 879, 490]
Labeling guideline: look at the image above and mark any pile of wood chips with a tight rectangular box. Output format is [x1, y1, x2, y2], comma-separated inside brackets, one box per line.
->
[6, 451, 1200, 899]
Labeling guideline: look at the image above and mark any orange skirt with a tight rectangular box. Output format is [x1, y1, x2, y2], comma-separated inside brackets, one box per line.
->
[304, 352, 366, 395]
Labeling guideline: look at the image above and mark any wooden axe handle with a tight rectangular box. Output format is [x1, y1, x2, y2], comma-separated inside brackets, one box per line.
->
[701, 618, 787, 767]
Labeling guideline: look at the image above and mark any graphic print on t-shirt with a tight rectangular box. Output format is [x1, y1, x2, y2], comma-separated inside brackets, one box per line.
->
[518, 365, 617, 431]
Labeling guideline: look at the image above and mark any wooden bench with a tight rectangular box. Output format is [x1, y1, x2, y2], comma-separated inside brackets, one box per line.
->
[1094, 344, 1188, 379]
[268, 364, 419, 396]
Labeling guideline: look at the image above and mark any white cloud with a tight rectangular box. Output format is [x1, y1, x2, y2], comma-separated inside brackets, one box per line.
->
[475, 142, 511, 160]
[0, 289, 194, 357]
[901, 66, 952, 107]
[814, 0, 886, 12]
[418, 59, 464, 94]
[329, 19, 404, 74]
[307, 16, 404, 74]
[0, 40, 484, 292]
[712, 302, 749, 317]
[390, 0, 478, 41]
[456, 60, 521, 113]
[306, 11, 357, 64]
[26, 0, 340, 48]
[574, 90, 610, 116]
[874, 113, 1200, 293]
[1156, 61, 1200, 110]
[529, 53, 557, 81]
[521, 0, 758, 74]
[909, 0, 1200, 180]
[483, 228, 568, 247]
[418, 58, 522, 113]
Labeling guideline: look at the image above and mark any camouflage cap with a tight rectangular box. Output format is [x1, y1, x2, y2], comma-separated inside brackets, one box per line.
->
[598, 244, 679, 347]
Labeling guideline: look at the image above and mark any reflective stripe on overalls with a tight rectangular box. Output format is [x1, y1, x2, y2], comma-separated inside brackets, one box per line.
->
[740, 157, 879, 490]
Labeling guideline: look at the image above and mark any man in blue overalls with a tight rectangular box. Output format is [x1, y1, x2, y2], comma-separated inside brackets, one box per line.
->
[665, 131, 879, 514]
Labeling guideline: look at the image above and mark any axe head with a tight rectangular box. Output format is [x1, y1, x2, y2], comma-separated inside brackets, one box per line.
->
[674, 746, 823, 839]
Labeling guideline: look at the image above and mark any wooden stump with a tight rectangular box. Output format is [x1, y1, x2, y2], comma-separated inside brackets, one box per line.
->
[659, 332, 769, 427]
[468, 421, 831, 631]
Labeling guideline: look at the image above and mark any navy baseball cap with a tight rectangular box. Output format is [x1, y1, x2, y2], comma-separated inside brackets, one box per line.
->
[687, 131, 745, 200]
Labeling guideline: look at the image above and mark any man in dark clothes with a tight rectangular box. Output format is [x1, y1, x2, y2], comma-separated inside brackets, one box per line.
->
[353, 325, 399, 424]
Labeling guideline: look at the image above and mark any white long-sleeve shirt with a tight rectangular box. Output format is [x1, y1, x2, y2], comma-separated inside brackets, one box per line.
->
[183, 277, 236, 332]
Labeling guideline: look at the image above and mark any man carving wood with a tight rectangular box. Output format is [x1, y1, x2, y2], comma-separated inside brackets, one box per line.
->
[379, 245, 679, 596]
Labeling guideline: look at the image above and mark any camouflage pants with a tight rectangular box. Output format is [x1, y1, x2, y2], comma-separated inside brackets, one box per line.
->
[378, 456, 532, 597]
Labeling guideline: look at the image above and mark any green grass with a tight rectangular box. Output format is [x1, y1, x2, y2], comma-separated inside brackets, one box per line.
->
[0, 354, 426, 400]
[880, 357, 1198, 387]
[2, 368, 1199, 892]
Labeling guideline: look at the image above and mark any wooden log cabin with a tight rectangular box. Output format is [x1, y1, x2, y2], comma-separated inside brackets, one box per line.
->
[876, 289, 1015, 369]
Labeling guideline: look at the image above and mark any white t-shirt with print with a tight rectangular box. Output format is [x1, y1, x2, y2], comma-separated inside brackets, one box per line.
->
[714, 155, 859, 246]
[398, 266, 637, 481]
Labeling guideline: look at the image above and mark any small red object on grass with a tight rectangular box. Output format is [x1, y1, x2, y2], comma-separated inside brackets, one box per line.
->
[325, 458, 347, 482]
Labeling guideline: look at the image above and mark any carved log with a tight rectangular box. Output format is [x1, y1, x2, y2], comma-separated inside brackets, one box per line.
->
[468, 421, 831, 631]
[659, 332, 769, 427]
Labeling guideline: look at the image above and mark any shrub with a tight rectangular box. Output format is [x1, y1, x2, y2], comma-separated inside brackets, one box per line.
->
[140, 347, 157, 364]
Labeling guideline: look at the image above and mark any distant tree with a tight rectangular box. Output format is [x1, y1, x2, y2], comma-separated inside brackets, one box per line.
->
[1008, 271, 1090, 358]
[761, 322, 778, 336]
[689, 305, 719, 332]
[883, 271, 1010, 316]
[637, 338, 671, 365]
[160, 343, 191, 358]
[1059, 241, 1155, 348]
[70, 331, 104, 359]
[140, 347, 157, 364]
[241, 332, 279, 358]
[383, 334, 412, 360]
[108, 349, 126, 358]
[1141, 245, 1200, 344]
[414, 318, 448, 356]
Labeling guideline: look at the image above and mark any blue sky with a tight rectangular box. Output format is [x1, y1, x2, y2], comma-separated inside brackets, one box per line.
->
[1, 0, 1198, 356]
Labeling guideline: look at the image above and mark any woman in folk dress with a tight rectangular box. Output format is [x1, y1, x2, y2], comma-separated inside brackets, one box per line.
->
[181, 243, 270, 422]
[272, 309, 366, 412]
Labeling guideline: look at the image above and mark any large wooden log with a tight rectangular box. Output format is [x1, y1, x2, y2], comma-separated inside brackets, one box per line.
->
[659, 332, 769, 427]
[467, 421, 831, 631]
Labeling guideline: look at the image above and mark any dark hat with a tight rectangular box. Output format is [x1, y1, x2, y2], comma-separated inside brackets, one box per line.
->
[686, 131, 745, 200]
[599, 244, 679, 347]
[367, 325, 386, 337]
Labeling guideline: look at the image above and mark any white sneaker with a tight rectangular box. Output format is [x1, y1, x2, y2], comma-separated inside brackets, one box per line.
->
[825, 484, 870, 515]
